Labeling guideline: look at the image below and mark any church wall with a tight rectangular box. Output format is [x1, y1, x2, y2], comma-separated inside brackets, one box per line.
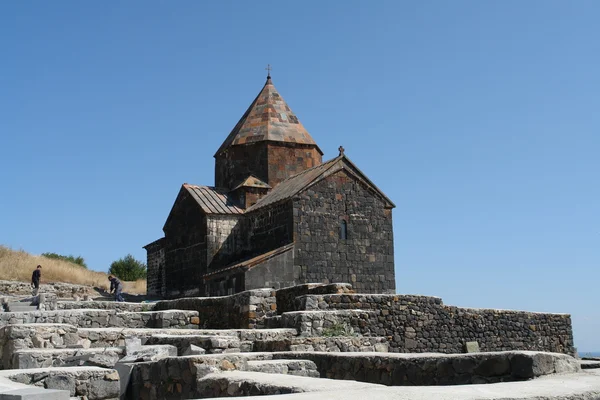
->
[245, 247, 298, 290]
[144, 237, 165, 297]
[266, 143, 322, 187]
[293, 170, 395, 294]
[214, 142, 268, 190]
[246, 200, 294, 256]
[206, 215, 243, 269]
[163, 192, 208, 298]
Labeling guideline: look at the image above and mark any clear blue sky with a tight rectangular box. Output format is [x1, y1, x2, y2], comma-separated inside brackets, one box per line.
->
[0, 1, 598, 351]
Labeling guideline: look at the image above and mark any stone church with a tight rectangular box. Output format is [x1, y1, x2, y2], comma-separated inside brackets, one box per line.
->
[144, 73, 396, 298]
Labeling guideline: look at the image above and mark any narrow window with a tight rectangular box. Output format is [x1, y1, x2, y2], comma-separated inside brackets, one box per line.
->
[340, 220, 348, 240]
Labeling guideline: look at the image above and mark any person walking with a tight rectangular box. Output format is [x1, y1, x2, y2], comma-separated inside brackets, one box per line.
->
[108, 275, 124, 302]
[31, 265, 42, 296]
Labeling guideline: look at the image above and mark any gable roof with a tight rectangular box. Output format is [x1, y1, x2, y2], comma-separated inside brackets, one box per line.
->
[246, 154, 395, 212]
[231, 175, 271, 191]
[183, 184, 244, 215]
[214, 76, 322, 156]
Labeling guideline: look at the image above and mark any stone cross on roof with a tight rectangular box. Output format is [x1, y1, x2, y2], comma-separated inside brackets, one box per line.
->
[338, 146, 345, 156]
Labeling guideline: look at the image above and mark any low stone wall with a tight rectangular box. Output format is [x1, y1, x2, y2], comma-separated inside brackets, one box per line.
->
[0, 323, 81, 369]
[12, 347, 125, 369]
[154, 288, 277, 329]
[253, 336, 389, 353]
[0, 280, 97, 298]
[145, 334, 241, 354]
[276, 283, 354, 314]
[129, 354, 250, 399]
[4, 366, 120, 399]
[0, 309, 199, 330]
[280, 310, 379, 336]
[293, 294, 575, 355]
[273, 351, 580, 386]
[77, 328, 235, 349]
[56, 301, 154, 312]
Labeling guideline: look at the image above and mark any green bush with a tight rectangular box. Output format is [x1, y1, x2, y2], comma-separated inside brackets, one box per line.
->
[41, 252, 87, 269]
[321, 322, 356, 337]
[109, 254, 147, 281]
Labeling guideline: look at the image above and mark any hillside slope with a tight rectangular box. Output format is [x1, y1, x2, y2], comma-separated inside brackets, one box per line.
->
[0, 246, 145, 294]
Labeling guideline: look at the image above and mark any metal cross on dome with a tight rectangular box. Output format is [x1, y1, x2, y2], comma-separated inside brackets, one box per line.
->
[265, 64, 272, 78]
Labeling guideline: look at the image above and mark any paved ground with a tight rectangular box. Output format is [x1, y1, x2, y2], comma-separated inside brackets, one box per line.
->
[201, 369, 600, 400]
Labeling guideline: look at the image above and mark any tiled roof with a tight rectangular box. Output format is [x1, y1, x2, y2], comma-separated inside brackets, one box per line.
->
[246, 154, 395, 212]
[215, 77, 322, 156]
[183, 184, 244, 215]
[232, 175, 271, 191]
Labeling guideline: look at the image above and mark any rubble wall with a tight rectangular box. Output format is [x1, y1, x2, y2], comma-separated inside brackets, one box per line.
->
[153, 288, 276, 329]
[293, 294, 575, 355]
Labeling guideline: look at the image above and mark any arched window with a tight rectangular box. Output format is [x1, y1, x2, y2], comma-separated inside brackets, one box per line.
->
[340, 220, 348, 240]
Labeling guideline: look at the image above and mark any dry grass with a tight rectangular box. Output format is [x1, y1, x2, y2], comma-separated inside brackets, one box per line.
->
[0, 245, 146, 294]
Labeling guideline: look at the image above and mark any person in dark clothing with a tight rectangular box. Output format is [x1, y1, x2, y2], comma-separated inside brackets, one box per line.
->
[108, 275, 124, 302]
[31, 265, 42, 296]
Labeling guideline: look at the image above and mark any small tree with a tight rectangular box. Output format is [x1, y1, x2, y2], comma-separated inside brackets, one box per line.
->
[109, 254, 147, 281]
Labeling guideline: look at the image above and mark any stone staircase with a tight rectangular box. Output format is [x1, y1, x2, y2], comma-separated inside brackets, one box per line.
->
[6, 302, 38, 313]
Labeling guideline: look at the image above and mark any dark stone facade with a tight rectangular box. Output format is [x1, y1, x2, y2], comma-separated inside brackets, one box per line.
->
[145, 76, 395, 298]
[162, 188, 209, 298]
[294, 170, 395, 293]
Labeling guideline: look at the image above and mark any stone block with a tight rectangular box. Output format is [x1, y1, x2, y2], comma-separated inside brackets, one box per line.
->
[0, 388, 70, 400]
[125, 338, 142, 355]
[182, 344, 206, 356]
[465, 341, 480, 353]
[44, 375, 76, 396]
[119, 345, 177, 363]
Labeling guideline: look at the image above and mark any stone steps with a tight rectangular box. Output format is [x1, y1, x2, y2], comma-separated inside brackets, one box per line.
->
[581, 359, 600, 369]
[253, 336, 389, 353]
[246, 359, 320, 377]
[144, 334, 241, 355]
[0, 366, 120, 400]
[11, 347, 124, 369]
[0, 308, 200, 329]
[6, 301, 38, 313]
[196, 370, 377, 398]
[277, 310, 379, 337]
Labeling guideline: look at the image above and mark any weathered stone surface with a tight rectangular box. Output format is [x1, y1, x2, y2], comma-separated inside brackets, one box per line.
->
[1, 367, 120, 400]
[282, 292, 575, 355]
[0, 309, 199, 330]
[465, 341, 480, 353]
[182, 344, 206, 356]
[43, 375, 75, 396]
[119, 345, 177, 363]
[268, 351, 580, 386]
[153, 289, 277, 329]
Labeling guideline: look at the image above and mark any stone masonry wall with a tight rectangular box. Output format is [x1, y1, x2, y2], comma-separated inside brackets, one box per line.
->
[56, 301, 153, 312]
[246, 200, 293, 258]
[215, 142, 269, 190]
[244, 247, 297, 291]
[293, 169, 395, 294]
[144, 238, 165, 297]
[154, 288, 276, 329]
[206, 215, 242, 269]
[163, 189, 208, 298]
[266, 143, 322, 188]
[293, 293, 575, 355]
[0, 309, 199, 330]
[0, 280, 99, 298]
